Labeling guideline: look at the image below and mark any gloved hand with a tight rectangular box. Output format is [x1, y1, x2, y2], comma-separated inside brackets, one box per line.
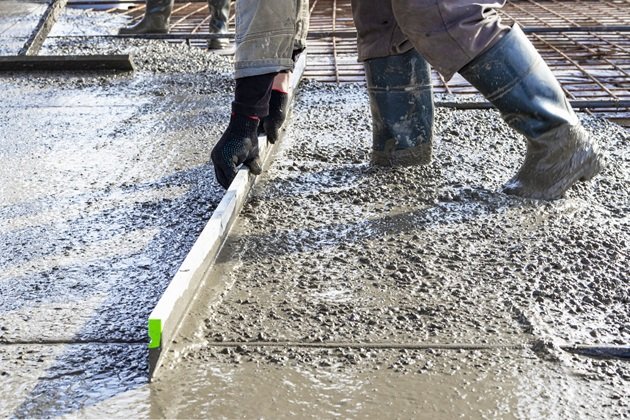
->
[210, 113, 263, 189]
[261, 89, 289, 144]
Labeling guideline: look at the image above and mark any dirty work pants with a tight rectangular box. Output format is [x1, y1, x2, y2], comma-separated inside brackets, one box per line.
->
[208, 0, 230, 32]
[351, 0, 510, 80]
[234, 0, 310, 79]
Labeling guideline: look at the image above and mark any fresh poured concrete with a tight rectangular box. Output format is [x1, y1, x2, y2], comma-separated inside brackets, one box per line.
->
[1, 8, 235, 418]
[0, 6, 628, 420]
[152, 82, 629, 418]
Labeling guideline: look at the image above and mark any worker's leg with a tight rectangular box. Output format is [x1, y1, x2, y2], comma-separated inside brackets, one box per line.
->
[390, 0, 509, 80]
[459, 25, 602, 199]
[118, 0, 174, 35]
[391, 0, 602, 199]
[351, 0, 434, 166]
[233, 0, 300, 79]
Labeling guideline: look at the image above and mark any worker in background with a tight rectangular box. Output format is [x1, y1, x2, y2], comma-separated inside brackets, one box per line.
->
[119, 0, 231, 49]
[212, 0, 603, 201]
[210, 0, 310, 188]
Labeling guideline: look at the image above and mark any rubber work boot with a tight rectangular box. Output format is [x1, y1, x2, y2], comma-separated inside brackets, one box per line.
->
[365, 48, 434, 166]
[210, 114, 262, 189]
[207, 0, 230, 49]
[118, 0, 174, 35]
[459, 25, 603, 200]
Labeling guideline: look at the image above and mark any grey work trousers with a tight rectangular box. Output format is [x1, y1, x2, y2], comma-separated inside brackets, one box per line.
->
[234, 0, 310, 79]
[351, 0, 510, 80]
[208, 0, 230, 33]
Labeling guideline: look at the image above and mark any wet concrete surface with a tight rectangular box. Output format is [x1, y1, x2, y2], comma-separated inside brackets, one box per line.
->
[1, 6, 629, 420]
[0, 8, 236, 418]
[155, 82, 629, 418]
[0, 1, 48, 55]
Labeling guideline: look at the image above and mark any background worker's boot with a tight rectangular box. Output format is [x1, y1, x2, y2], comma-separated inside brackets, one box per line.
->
[207, 0, 230, 49]
[118, 0, 174, 35]
[460, 25, 603, 200]
[365, 49, 434, 167]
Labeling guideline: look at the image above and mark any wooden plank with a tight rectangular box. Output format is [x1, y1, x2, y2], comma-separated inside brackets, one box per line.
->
[0, 55, 135, 71]
[19, 0, 69, 56]
[147, 52, 307, 380]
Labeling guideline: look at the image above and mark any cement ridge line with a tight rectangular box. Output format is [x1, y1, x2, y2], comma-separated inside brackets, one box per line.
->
[146, 53, 307, 381]
[187, 340, 630, 351]
[181, 341, 630, 360]
[195, 341, 531, 350]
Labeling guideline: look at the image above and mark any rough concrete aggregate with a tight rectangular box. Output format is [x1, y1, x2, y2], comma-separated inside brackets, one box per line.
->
[1, 8, 238, 417]
[195, 82, 629, 347]
[1, 27, 234, 341]
[167, 81, 628, 418]
[1, 5, 628, 418]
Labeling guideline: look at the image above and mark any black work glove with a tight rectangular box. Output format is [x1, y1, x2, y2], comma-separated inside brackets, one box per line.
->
[210, 113, 263, 189]
[261, 90, 289, 144]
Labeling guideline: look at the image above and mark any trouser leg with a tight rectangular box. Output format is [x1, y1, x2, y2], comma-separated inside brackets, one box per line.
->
[234, 0, 308, 78]
[293, 0, 310, 53]
[389, 0, 509, 79]
[351, 0, 413, 60]
[353, 0, 509, 80]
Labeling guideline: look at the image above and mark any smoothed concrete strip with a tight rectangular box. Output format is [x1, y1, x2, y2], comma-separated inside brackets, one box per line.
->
[147, 53, 307, 379]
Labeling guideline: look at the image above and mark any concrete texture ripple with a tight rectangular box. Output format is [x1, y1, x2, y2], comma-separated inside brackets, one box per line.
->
[156, 82, 629, 419]
[0, 4, 628, 420]
[0, 6, 234, 418]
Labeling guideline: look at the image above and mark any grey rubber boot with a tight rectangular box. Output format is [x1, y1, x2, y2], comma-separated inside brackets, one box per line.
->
[365, 48, 434, 167]
[118, 0, 174, 35]
[207, 0, 230, 49]
[459, 25, 603, 200]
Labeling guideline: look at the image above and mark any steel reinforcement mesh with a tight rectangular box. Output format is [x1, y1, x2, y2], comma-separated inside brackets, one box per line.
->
[103, 0, 630, 124]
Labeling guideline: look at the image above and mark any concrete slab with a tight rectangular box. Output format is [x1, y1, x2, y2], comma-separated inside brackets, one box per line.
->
[0, 5, 235, 351]
[0, 81, 228, 343]
[0, 6, 627, 419]
[0, 1, 48, 55]
[150, 346, 628, 419]
[160, 82, 629, 418]
[0, 343, 147, 418]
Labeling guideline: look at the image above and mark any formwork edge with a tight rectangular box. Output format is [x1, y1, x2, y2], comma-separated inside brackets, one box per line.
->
[147, 52, 306, 381]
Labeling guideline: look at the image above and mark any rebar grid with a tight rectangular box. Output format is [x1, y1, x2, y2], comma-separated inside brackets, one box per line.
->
[108, 0, 629, 124]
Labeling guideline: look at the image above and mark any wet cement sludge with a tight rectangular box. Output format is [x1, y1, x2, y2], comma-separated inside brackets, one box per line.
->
[155, 82, 629, 418]
[1, 5, 629, 419]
